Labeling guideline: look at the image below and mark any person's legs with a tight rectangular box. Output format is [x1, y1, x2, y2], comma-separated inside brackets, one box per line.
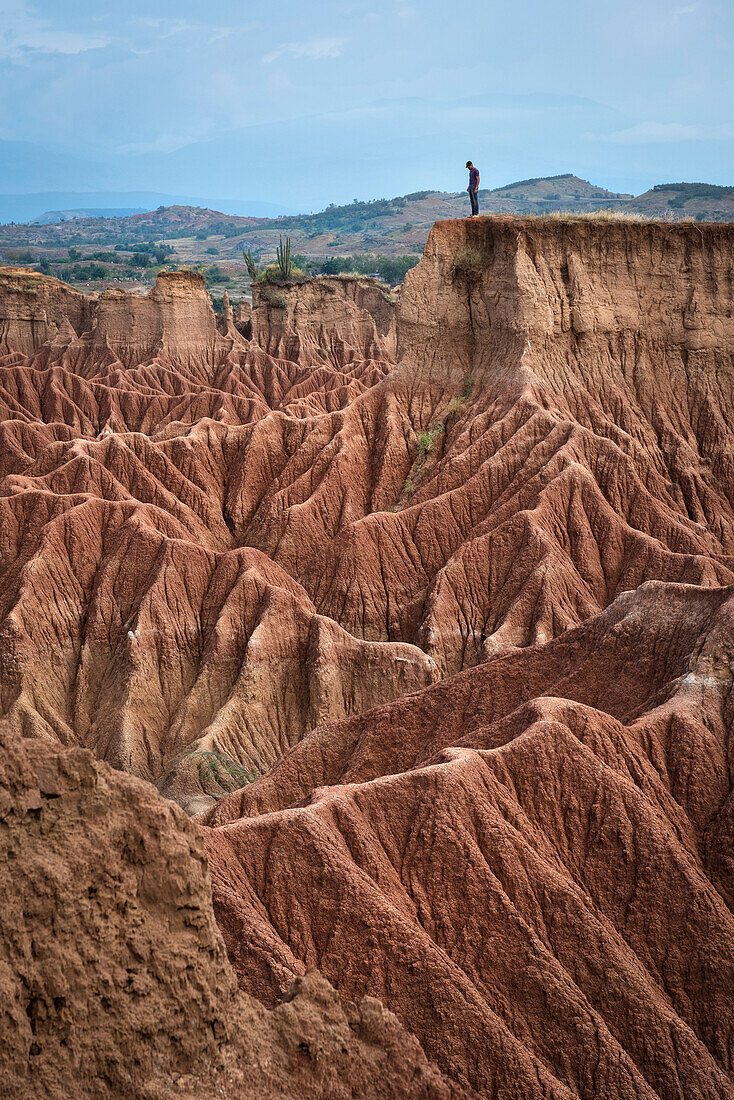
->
[470, 189, 479, 216]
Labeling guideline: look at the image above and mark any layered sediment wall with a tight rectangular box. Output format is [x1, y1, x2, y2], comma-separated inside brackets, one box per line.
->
[0, 267, 97, 355]
[252, 275, 396, 364]
[398, 216, 734, 386]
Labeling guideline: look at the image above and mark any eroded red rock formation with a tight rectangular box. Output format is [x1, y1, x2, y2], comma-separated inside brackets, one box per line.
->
[204, 579, 734, 1096]
[0, 267, 430, 809]
[0, 722, 466, 1099]
[2, 217, 734, 1096]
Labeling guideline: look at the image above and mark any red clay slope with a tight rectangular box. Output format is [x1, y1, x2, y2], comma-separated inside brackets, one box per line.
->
[2, 218, 734, 1095]
[0, 721, 467, 1099]
[207, 219, 734, 1097]
[0, 267, 432, 811]
[204, 579, 734, 1097]
[1, 219, 734, 817]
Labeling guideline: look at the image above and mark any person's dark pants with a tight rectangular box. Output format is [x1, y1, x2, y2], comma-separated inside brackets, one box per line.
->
[469, 188, 479, 216]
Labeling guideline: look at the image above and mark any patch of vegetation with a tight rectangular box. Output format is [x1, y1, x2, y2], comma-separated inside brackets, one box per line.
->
[113, 241, 173, 263]
[68, 262, 109, 281]
[417, 424, 444, 455]
[196, 750, 259, 789]
[307, 253, 419, 285]
[201, 263, 234, 288]
[400, 378, 476, 503]
[2, 248, 36, 262]
[653, 182, 734, 202]
[401, 423, 444, 500]
[445, 374, 476, 416]
[259, 284, 287, 308]
[452, 246, 486, 281]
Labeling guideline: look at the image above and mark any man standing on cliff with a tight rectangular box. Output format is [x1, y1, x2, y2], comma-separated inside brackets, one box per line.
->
[466, 161, 480, 216]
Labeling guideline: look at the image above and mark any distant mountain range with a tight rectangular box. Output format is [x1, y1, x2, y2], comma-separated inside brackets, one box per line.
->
[31, 208, 147, 224]
[3, 174, 733, 241]
[2, 177, 733, 284]
[0, 189, 298, 226]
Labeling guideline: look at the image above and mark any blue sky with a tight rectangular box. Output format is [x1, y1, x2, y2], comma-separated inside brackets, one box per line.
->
[0, 0, 732, 210]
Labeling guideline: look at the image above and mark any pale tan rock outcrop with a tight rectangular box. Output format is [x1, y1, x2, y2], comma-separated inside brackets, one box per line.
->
[0, 267, 96, 356]
[87, 270, 226, 372]
[251, 275, 396, 364]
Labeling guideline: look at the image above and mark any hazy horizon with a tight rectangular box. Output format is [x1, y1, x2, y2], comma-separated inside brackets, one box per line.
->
[1, 0, 732, 211]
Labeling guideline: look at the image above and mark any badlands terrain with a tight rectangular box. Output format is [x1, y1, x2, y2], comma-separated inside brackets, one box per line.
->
[2, 214, 734, 1097]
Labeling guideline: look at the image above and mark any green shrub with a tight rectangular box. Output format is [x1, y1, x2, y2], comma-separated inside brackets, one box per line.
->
[417, 424, 444, 455]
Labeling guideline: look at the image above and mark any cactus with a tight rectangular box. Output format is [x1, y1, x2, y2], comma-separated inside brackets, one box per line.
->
[275, 234, 293, 280]
[242, 247, 258, 281]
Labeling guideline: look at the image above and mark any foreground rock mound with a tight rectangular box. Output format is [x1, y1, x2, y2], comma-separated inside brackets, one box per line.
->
[204, 579, 734, 1097]
[0, 723, 465, 1099]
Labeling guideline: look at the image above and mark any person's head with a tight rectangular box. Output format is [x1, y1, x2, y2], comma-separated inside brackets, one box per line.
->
[466, 161, 473, 168]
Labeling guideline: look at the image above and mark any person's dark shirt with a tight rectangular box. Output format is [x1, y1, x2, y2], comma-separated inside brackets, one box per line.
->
[469, 166, 479, 190]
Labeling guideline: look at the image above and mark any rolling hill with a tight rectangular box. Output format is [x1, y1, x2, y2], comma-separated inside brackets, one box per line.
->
[1, 175, 733, 298]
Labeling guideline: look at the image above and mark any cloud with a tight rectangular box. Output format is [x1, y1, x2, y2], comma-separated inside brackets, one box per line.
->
[262, 36, 347, 64]
[0, 2, 110, 58]
[588, 121, 733, 144]
[133, 17, 231, 43]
